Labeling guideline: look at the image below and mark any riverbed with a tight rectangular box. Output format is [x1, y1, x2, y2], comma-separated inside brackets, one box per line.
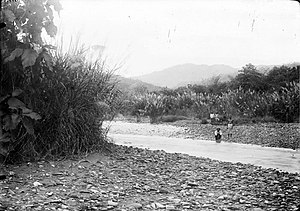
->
[105, 121, 300, 173]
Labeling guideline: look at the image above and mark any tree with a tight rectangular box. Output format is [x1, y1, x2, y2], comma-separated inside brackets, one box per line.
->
[231, 63, 267, 91]
[133, 84, 148, 95]
[0, 0, 62, 159]
[265, 65, 299, 91]
[187, 84, 207, 94]
[206, 75, 229, 94]
[1, 0, 62, 93]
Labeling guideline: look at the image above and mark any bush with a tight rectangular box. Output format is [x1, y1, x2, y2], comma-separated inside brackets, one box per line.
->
[1, 0, 63, 162]
[233, 116, 252, 125]
[1, 0, 122, 163]
[4, 45, 119, 162]
[251, 116, 278, 123]
[201, 118, 209, 124]
[160, 115, 189, 123]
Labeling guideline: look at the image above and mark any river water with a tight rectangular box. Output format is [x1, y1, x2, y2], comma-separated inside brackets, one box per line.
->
[108, 133, 300, 174]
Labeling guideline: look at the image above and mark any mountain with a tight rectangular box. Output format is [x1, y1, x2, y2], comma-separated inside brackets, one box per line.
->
[112, 75, 162, 94]
[133, 63, 238, 88]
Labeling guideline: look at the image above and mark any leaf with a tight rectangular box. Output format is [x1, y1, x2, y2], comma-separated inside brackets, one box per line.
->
[47, 0, 63, 14]
[23, 112, 41, 120]
[4, 9, 16, 22]
[43, 44, 57, 50]
[0, 143, 8, 156]
[12, 88, 23, 97]
[3, 115, 13, 131]
[21, 49, 38, 68]
[33, 181, 43, 187]
[43, 51, 53, 67]
[45, 22, 57, 37]
[11, 113, 21, 130]
[4, 48, 24, 63]
[0, 138, 10, 143]
[7, 97, 26, 109]
[45, 4, 54, 20]
[21, 107, 33, 114]
[22, 117, 34, 135]
[32, 33, 43, 45]
[0, 95, 9, 104]
[0, 133, 10, 143]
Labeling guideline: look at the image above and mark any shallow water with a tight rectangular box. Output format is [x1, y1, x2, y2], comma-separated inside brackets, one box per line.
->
[108, 133, 300, 174]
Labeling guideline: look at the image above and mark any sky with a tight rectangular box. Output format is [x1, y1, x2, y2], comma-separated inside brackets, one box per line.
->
[55, 0, 300, 77]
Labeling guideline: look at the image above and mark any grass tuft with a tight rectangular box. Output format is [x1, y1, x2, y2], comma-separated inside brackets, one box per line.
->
[6, 42, 119, 162]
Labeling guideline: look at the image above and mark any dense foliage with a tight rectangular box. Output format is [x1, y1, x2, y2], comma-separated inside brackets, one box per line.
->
[122, 64, 299, 124]
[0, 0, 118, 162]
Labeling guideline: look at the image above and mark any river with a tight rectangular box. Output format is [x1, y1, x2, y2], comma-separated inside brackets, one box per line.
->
[108, 133, 300, 174]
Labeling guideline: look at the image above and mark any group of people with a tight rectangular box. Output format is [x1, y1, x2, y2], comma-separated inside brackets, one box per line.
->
[214, 117, 234, 143]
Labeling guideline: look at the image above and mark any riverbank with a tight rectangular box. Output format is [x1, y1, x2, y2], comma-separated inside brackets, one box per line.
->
[108, 119, 300, 149]
[1, 144, 299, 210]
[1, 121, 299, 210]
[171, 120, 300, 149]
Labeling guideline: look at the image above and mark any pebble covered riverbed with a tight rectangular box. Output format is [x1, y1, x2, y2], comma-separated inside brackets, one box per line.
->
[105, 120, 300, 149]
[0, 121, 299, 210]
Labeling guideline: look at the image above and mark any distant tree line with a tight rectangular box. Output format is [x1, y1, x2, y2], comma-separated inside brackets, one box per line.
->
[120, 64, 299, 123]
[186, 64, 299, 94]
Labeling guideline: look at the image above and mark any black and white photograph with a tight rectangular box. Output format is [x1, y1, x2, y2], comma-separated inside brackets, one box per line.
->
[0, 0, 300, 210]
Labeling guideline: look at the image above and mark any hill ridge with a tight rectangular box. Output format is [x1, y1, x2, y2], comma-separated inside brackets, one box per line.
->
[133, 63, 238, 88]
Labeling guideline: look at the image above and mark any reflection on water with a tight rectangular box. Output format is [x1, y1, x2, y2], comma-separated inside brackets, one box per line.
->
[109, 133, 300, 174]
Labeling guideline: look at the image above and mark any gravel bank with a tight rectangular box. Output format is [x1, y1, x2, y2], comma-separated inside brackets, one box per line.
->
[0, 121, 299, 210]
[104, 121, 186, 138]
[1, 144, 299, 210]
[105, 120, 300, 150]
[171, 121, 300, 149]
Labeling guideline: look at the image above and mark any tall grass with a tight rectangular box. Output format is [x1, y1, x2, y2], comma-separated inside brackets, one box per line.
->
[124, 83, 299, 124]
[6, 43, 119, 162]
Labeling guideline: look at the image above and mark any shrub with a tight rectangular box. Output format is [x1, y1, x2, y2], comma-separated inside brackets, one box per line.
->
[201, 118, 209, 124]
[251, 116, 278, 123]
[160, 115, 189, 123]
[1, 0, 63, 162]
[234, 116, 252, 125]
[3, 44, 119, 162]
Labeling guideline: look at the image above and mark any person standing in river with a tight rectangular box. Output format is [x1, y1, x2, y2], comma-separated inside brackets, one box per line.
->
[227, 117, 234, 138]
[215, 128, 222, 143]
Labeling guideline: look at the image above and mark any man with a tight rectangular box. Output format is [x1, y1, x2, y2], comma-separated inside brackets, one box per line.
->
[215, 128, 222, 143]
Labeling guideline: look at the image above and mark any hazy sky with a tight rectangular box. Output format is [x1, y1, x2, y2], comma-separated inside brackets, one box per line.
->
[56, 0, 300, 77]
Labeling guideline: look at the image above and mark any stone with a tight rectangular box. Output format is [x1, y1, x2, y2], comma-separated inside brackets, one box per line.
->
[127, 203, 142, 209]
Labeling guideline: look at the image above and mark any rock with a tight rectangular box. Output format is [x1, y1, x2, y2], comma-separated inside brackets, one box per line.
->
[127, 203, 142, 209]
[170, 198, 181, 204]
[166, 205, 176, 210]
[33, 181, 43, 187]
[2, 121, 300, 211]
[60, 204, 68, 209]
[0, 172, 6, 180]
[187, 182, 198, 187]
[218, 195, 228, 200]
[155, 203, 165, 209]
[107, 201, 118, 206]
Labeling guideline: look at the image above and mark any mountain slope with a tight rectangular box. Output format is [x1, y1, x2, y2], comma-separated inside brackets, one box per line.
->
[112, 75, 161, 94]
[133, 63, 238, 88]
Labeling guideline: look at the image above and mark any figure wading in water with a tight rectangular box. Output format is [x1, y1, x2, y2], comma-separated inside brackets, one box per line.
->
[215, 128, 222, 143]
[227, 117, 233, 138]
